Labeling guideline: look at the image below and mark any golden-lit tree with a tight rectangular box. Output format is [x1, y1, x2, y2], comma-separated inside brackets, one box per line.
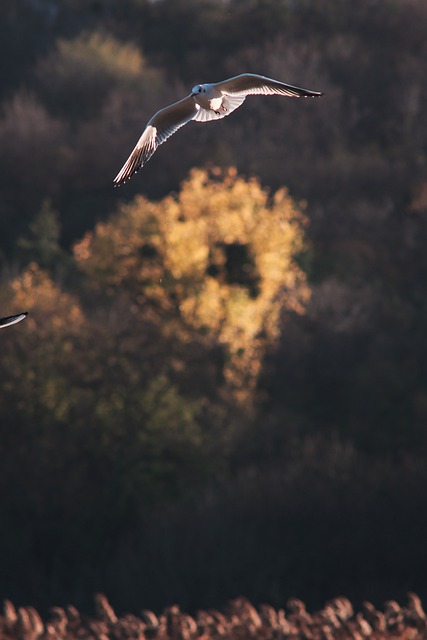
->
[74, 167, 309, 400]
[0, 262, 211, 510]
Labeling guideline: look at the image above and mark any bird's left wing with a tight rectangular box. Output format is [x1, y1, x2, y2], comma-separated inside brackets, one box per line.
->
[0, 311, 28, 328]
[214, 73, 323, 98]
[114, 95, 198, 186]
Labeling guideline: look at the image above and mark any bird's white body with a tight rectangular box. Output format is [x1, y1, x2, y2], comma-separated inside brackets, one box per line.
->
[203, 93, 223, 113]
[114, 73, 323, 185]
[192, 84, 224, 113]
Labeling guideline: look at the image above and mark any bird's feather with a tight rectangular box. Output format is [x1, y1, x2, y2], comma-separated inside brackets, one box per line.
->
[215, 73, 323, 98]
[192, 107, 225, 122]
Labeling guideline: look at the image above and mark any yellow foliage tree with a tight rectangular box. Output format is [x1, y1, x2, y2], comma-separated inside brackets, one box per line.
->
[53, 31, 146, 83]
[74, 168, 309, 400]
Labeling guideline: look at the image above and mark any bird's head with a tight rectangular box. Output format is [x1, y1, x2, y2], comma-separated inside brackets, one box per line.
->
[191, 84, 206, 96]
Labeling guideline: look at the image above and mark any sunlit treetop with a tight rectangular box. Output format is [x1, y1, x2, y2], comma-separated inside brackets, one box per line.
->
[75, 167, 309, 397]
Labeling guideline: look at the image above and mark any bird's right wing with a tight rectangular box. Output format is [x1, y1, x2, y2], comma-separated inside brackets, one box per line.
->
[214, 74, 323, 98]
[114, 96, 198, 186]
[0, 311, 28, 328]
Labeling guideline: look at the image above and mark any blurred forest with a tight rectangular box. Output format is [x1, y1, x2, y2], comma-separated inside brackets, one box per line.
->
[2, 0, 427, 618]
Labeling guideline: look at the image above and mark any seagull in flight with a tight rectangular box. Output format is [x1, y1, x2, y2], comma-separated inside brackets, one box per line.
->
[0, 311, 28, 329]
[113, 73, 323, 186]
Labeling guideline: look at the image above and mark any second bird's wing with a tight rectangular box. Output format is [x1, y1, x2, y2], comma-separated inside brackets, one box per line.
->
[0, 311, 28, 328]
[114, 96, 198, 186]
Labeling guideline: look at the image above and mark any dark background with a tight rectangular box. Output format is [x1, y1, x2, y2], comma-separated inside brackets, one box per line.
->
[1, 0, 427, 617]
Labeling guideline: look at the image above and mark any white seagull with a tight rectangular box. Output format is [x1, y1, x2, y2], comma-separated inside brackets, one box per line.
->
[0, 311, 28, 329]
[113, 73, 323, 186]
